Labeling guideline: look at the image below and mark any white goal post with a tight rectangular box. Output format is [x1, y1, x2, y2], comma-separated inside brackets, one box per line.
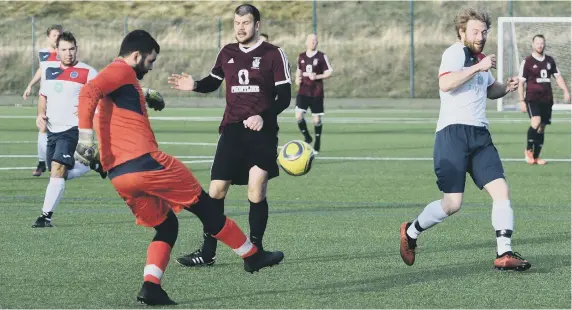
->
[497, 16, 572, 111]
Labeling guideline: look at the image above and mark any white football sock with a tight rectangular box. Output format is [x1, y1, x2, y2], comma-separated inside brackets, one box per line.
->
[66, 161, 91, 180]
[38, 132, 47, 162]
[407, 199, 448, 239]
[492, 200, 514, 256]
[42, 177, 65, 215]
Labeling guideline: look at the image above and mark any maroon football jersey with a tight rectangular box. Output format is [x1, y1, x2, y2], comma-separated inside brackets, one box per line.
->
[297, 51, 332, 97]
[519, 54, 560, 102]
[210, 40, 291, 131]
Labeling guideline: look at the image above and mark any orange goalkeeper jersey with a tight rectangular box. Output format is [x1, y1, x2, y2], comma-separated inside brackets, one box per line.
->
[78, 59, 158, 171]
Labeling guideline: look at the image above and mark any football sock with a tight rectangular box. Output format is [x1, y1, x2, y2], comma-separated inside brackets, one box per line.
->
[533, 132, 544, 159]
[297, 119, 311, 140]
[144, 241, 172, 285]
[144, 212, 177, 285]
[492, 200, 514, 256]
[187, 190, 257, 259]
[407, 200, 448, 239]
[249, 199, 269, 250]
[41, 177, 65, 215]
[38, 132, 47, 162]
[66, 161, 91, 180]
[314, 123, 322, 145]
[213, 217, 258, 258]
[526, 126, 536, 151]
[201, 197, 225, 258]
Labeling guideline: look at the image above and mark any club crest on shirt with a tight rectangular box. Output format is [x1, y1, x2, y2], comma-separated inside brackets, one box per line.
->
[547, 63, 551, 70]
[313, 58, 318, 66]
[70, 71, 78, 79]
[477, 74, 484, 85]
[54, 81, 63, 93]
[252, 57, 261, 69]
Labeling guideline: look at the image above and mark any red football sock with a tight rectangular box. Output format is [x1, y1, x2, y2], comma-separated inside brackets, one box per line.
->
[143, 241, 172, 284]
[214, 217, 258, 258]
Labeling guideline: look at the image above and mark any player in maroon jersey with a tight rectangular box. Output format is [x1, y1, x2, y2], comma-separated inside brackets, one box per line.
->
[518, 34, 570, 165]
[168, 4, 290, 267]
[294, 34, 333, 153]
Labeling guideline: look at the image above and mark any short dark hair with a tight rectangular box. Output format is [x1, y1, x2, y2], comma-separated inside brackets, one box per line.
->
[235, 4, 261, 22]
[118, 30, 160, 57]
[56, 31, 76, 48]
[260, 33, 269, 40]
[46, 24, 63, 37]
[532, 34, 545, 42]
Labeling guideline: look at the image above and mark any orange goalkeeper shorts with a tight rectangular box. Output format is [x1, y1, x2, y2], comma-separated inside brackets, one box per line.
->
[109, 151, 202, 227]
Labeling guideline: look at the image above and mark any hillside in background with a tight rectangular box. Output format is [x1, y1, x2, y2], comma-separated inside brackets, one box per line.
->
[0, 0, 570, 99]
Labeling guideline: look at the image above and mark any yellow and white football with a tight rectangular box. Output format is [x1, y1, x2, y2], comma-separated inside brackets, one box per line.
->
[277, 140, 315, 176]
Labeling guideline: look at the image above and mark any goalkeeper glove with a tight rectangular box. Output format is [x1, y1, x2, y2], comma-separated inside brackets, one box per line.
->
[74, 129, 98, 166]
[142, 87, 165, 111]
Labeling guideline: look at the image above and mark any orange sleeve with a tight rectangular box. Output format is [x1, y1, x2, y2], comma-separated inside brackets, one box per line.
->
[78, 63, 132, 129]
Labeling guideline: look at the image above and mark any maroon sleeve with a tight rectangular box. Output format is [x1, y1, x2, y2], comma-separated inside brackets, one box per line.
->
[210, 47, 225, 81]
[319, 52, 333, 72]
[549, 57, 560, 77]
[272, 48, 291, 86]
[518, 59, 529, 81]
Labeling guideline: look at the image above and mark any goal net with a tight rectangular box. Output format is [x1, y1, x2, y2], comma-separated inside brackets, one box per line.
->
[497, 17, 571, 111]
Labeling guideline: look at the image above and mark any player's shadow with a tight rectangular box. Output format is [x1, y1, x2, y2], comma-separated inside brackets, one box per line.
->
[173, 253, 569, 307]
[174, 250, 569, 307]
[171, 232, 570, 306]
[309, 253, 570, 296]
[280, 232, 570, 267]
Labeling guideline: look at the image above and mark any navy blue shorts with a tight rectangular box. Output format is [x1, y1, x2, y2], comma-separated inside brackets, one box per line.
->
[46, 126, 79, 171]
[433, 124, 505, 193]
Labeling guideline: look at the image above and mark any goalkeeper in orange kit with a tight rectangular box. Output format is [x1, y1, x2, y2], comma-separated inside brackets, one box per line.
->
[75, 29, 284, 306]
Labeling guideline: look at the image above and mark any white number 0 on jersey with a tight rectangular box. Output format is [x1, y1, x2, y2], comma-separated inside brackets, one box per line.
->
[238, 69, 250, 85]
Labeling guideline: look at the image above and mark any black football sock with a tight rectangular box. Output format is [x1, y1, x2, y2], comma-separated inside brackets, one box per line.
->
[297, 119, 312, 141]
[533, 132, 545, 159]
[526, 126, 536, 151]
[186, 192, 223, 259]
[314, 123, 322, 151]
[200, 197, 224, 258]
[249, 198, 269, 251]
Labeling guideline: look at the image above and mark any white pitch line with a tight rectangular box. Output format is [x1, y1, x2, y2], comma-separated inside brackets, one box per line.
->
[0, 166, 36, 170]
[0, 140, 36, 144]
[1, 155, 570, 163]
[159, 142, 217, 146]
[0, 141, 218, 146]
[0, 115, 569, 124]
[180, 160, 214, 164]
